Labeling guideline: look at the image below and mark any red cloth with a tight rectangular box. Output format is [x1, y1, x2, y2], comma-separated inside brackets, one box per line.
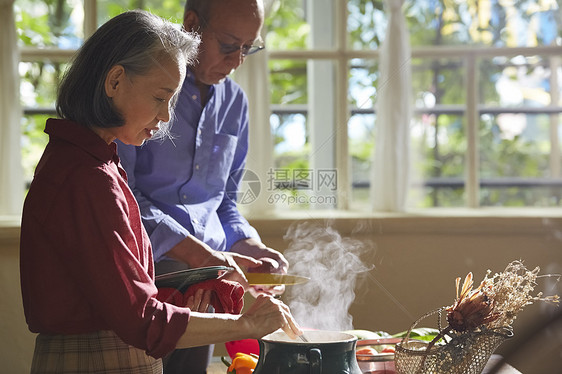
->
[157, 279, 244, 314]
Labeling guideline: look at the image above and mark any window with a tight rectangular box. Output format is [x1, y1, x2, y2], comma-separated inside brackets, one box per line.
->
[265, 0, 562, 210]
[14, 0, 562, 213]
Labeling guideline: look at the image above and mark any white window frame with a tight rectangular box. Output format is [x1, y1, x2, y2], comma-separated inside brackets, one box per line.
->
[267, 1, 562, 210]
[15, 0, 562, 214]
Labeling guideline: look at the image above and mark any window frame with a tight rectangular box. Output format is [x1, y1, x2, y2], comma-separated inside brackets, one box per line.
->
[266, 0, 562, 209]
[17, 0, 562, 212]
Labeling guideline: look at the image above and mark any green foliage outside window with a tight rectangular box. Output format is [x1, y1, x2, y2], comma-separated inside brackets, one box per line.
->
[14, 0, 562, 207]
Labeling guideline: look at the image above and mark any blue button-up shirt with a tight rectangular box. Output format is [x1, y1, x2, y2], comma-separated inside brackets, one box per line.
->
[117, 71, 259, 262]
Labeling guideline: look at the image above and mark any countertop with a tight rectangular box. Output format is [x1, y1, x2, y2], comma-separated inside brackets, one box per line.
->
[206, 354, 521, 373]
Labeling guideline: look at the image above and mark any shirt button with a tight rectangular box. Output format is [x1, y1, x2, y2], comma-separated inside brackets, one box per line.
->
[195, 164, 200, 170]
[182, 194, 187, 200]
[192, 94, 197, 100]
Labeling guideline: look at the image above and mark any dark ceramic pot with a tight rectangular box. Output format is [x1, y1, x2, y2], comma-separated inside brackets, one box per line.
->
[253, 330, 362, 374]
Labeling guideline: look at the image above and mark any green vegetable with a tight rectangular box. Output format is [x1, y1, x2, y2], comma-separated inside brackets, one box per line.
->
[392, 327, 440, 342]
[345, 329, 388, 340]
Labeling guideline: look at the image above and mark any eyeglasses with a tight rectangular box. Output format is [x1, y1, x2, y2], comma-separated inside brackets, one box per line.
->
[215, 37, 265, 57]
[198, 16, 265, 57]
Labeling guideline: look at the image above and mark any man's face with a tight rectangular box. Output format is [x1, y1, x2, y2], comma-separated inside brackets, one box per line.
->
[188, 0, 264, 85]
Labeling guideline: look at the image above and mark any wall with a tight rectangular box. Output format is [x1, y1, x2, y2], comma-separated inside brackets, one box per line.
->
[0, 220, 34, 374]
[250, 214, 562, 373]
[2, 213, 561, 373]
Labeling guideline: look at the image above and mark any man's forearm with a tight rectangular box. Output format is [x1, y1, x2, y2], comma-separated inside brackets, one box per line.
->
[166, 235, 223, 268]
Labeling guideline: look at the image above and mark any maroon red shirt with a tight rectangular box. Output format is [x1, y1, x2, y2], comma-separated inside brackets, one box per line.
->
[20, 118, 190, 358]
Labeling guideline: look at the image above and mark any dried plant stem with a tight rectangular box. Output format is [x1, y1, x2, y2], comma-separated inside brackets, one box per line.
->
[425, 325, 451, 353]
[419, 325, 452, 370]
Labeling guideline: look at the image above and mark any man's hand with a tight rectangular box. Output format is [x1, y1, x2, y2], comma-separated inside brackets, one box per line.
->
[230, 238, 290, 297]
[230, 238, 289, 274]
[166, 235, 261, 290]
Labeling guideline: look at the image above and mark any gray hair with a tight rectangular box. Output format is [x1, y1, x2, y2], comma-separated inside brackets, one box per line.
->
[56, 10, 199, 129]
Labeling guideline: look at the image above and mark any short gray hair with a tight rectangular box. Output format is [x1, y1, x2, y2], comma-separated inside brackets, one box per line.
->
[57, 10, 199, 128]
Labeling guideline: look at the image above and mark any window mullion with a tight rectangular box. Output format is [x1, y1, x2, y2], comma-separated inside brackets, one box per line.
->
[549, 56, 561, 178]
[307, 0, 338, 209]
[84, 0, 97, 38]
[335, 0, 349, 210]
[466, 53, 479, 208]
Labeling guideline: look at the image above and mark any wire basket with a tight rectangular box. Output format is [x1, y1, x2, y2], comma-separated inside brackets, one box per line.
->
[395, 308, 513, 374]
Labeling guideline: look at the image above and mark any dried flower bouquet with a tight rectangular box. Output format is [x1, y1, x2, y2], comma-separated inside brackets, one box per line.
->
[395, 260, 559, 374]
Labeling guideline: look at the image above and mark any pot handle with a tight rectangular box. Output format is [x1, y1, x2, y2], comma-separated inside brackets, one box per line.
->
[309, 348, 322, 374]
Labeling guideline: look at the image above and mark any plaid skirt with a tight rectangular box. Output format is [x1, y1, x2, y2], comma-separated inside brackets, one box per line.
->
[31, 330, 163, 374]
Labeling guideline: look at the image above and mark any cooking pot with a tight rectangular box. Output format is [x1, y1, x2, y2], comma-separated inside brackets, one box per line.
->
[253, 330, 362, 374]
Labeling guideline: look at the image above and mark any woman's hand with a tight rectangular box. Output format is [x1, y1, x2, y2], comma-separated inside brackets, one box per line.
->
[167, 235, 262, 290]
[177, 294, 303, 348]
[184, 288, 213, 313]
[216, 251, 262, 290]
[239, 294, 302, 340]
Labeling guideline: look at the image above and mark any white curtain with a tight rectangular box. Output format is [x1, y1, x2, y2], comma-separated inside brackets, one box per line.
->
[0, 0, 24, 216]
[371, 0, 412, 212]
[233, 0, 276, 215]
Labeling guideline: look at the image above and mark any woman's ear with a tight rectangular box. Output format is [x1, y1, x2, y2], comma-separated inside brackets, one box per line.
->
[104, 65, 125, 98]
[183, 10, 200, 33]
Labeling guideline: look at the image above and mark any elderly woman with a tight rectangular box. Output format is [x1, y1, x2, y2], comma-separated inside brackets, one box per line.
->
[20, 10, 301, 374]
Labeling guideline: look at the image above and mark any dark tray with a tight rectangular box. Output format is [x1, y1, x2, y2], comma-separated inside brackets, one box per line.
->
[154, 266, 233, 293]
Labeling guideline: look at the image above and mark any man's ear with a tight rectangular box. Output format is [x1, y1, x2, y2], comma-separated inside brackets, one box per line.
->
[183, 10, 201, 33]
[105, 65, 125, 98]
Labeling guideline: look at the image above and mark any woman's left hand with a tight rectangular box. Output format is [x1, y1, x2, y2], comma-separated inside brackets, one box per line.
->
[185, 288, 213, 312]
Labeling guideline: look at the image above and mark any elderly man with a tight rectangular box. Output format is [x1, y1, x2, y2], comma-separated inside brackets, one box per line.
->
[117, 0, 288, 372]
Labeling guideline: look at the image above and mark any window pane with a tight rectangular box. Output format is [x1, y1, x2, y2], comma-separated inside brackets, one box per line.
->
[349, 59, 376, 209]
[349, 113, 374, 209]
[479, 113, 560, 207]
[269, 58, 310, 210]
[412, 57, 466, 106]
[411, 113, 466, 208]
[265, 0, 307, 50]
[271, 112, 308, 165]
[411, 57, 467, 208]
[350, 58, 377, 108]
[406, 0, 560, 48]
[269, 112, 311, 210]
[20, 61, 64, 109]
[97, 0, 184, 25]
[480, 55, 555, 107]
[269, 59, 307, 105]
[478, 54, 561, 207]
[15, 0, 84, 48]
[22, 114, 50, 184]
[347, 0, 385, 50]
[20, 61, 67, 184]
[480, 113, 550, 178]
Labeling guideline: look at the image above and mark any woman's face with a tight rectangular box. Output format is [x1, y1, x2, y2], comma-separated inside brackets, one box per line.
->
[104, 56, 184, 146]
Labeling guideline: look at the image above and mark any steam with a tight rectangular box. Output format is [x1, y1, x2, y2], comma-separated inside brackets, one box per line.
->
[283, 221, 373, 331]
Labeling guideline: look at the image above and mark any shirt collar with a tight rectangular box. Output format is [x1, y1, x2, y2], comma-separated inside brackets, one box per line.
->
[185, 68, 219, 96]
[45, 118, 118, 164]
